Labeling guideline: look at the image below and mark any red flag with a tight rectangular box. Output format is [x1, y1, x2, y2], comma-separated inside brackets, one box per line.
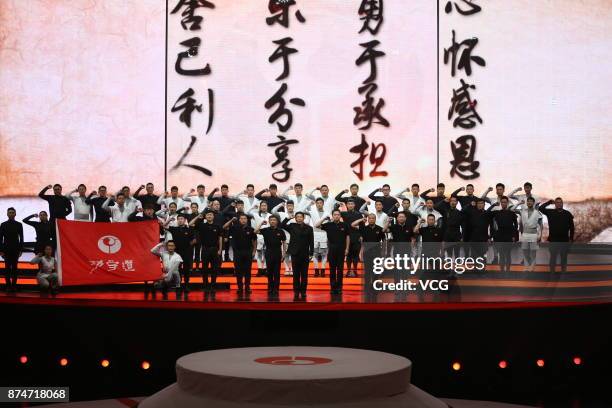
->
[56, 220, 162, 286]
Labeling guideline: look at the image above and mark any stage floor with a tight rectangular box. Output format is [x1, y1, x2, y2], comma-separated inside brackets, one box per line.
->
[1, 262, 612, 310]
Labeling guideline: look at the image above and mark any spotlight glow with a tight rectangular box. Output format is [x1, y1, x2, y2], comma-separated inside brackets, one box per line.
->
[141, 361, 151, 370]
[59, 358, 69, 367]
[573, 357, 582, 366]
[101, 359, 110, 368]
[498, 360, 507, 369]
[536, 359, 545, 367]
[19, 355, 28, 364]
[452, 362, 461, 371]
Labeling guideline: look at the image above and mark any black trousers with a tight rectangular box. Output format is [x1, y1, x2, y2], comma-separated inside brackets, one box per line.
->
[549, 243, 570, 272]
[291, 255, 309, 293]
[346, 239, 360, 270]
[233, 249, 252, 290]
[177, 250, 193, 287]
[3, 253, 19, 288]
[444, 241, 461, 259]
[193, 243, 202, 265]
[470, 241, 488, 272]
[201, 247, 220, 286]
[328, 247, 345, 291]
[265, 251, 282, 292]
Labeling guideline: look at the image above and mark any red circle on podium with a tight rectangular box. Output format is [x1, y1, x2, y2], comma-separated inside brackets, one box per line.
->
[254, 356, 333, 365]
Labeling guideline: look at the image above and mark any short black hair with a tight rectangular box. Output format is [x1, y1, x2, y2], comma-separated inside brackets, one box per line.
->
[98, 185, 107, 190]
[7, 207, 15, 212]
[168, 202, 177, 207]
[382, 184, 390, 189]
[116, 193, 125, 198]
[427, 214, 435, 219]
[466, 183, 474, 188]
[246, 184, 254, 189]
[78, 183, 86, 189]
[496, 183, 505, 189]
[437, 183, 445, 188]
[350, 183, 359, 189]
[315, 198, 324, 203]
[375, 200, 383, 205]
[269, 184, 278, 189]
[500, 196, 509, 201]
[269, 214, 280, 223]
[295, 211, 305, 217]
[346, 198, 355, 204]
[166, 240, 175, 245]
[527, 196, 535, 202]
[53, 184, 62, 189]
[294, 183, 303, 188]
[197, 184, 205, 189]
[204, 209, 214, 215]
[320, 184, 328, 189]
[221, 184, 229, 189]
[285, 200, 294, 205]
[332, 209, 341, 215]
[397, 211, 408, 217]
[143, 204, 154, 210]
[524, 182, 533, 188]
[235, 199, 244, 204]
[177, 214, 186, 219]
[146, 182, 154, 186]
[170, 186, 178, 191]
[411, 183, 419, 188]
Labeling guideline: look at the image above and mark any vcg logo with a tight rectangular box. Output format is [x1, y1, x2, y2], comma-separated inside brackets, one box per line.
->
[254, 356, 333, 365]
[97, 235, 122, 254]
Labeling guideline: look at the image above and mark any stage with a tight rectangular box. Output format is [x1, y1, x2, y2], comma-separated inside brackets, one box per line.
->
[2, 260, 612, 310]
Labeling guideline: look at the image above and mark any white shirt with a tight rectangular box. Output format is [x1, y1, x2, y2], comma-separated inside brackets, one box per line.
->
[412, 207, 442, 227]
[157, 196, 187, 211]
[238, 195, 260, 214]
[517, 206, 542, 234]
[183, 193, 208, 211]
[306, 189, 337, 214]
[30, 255, 56, 274]
[66, 194, 91, 221]
[307, 208, 331, 241]
[151, 243, 183, 276]
[102, 197, 131, 222]
[282, 193, 310, 213]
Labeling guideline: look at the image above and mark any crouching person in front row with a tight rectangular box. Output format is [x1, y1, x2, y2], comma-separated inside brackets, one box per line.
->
[30, 244, 58, 295]
[150, 240, 182, 297]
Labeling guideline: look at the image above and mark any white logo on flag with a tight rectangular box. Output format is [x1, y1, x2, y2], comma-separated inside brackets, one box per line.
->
[98, 235, 122, 254]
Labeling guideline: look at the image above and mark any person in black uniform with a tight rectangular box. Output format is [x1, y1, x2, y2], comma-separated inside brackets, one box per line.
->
[539, 198, 575, 273]
[462, 198, 495, 272]
[414, 214, 445, 300]
[128, 205, 158, 222]
[316, 209, 350, 294]
[368, 184, 398, 213]
[385, 211, 417, 291]
[208, 184, 235, 211]
[281, 212, 314, 300]
[23, 211, 54, 253]
[255, 184, 285, 212]
[223, 214, 257, 295]
[256, 215, 287, 296]
[421, 183, 447, 205]
[38, 184, 72, 223]
[163, 214, 196, 292]
[489, 197, 519, 275]
[339, 199, 364, 278]
[435, 196, 465, 261]
[351, 213, 385, 299]
[196, 210, 223, 292]
[86, 186, 112, 222]
[134, 183, 161, 212]
[335, 184, 367, 211]
[0, 208, 23, 292]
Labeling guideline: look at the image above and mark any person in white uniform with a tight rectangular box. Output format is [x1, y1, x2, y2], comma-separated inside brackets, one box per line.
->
[272, 200, 295, 276]
[395, 184, 425, 214]
[157, 186, 187, 211]
[151, 240, 183, 294]
[183, 184, 208, 210]
[281, 183, 310, 214]
[249, 201, 271, 277]
[305, 198, 330, 277]
[514, 196, 543, 272]
[30, 244, 58, 294]
[102, 193, 138, 223]
[237, 184, 260, 214]
[65, 184, 92, 221]
[306, 185, 336, 215]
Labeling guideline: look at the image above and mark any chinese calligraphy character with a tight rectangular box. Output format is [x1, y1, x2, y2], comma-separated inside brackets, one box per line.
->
[265, 83, 305, 132]
[450, 135, 480, 180]
[171, 0, 215, 31]
[175, 37, 211, 76]
[268, 37, 298, 81]
[448, 79, 482, 129]
[445, 0, 481, 16]
[266, 0, 305, 28]
[350, 133, 388, 180]
[358, 0, 384, 35]
[443, 30, 486, 77]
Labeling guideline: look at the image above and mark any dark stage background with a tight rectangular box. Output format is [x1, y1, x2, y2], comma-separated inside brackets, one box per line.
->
[1, 303, 611, 407]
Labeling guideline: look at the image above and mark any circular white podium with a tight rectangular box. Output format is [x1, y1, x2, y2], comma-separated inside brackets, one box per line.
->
[139, 346, 517, 408]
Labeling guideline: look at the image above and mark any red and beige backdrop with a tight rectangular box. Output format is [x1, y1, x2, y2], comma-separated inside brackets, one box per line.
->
[0, 1, 610, 240]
